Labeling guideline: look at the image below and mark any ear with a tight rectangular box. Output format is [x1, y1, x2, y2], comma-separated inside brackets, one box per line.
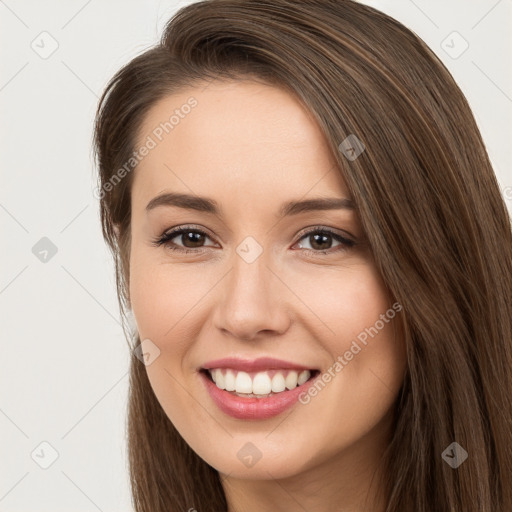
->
[113, 223, 121, 238]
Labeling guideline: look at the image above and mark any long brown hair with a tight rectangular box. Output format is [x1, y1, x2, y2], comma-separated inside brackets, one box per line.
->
[93, 1, 512, 510]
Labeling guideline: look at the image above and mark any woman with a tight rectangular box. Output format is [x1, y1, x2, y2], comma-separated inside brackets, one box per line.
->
[93, 0, 512, 510]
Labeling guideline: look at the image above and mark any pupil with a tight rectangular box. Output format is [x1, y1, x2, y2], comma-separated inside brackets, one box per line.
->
[183, 231, 205, 248]
[179, 231, 334, 250]
[311, 233, 331, 250]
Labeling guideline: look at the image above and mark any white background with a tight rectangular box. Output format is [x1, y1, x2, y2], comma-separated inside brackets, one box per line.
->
[1, 0, 510, 510]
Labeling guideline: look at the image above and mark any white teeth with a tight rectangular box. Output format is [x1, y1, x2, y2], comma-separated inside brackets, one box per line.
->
[235, 371, 253, 394]
[215, 369, 225, 390]
[285, 370, 299, 390]
[271, 373, 286, 393]
[297, 370, 310, 385]
[224, 369, 236, 391]
[208, 368, 313, 395]
[252, 372, 272, 395]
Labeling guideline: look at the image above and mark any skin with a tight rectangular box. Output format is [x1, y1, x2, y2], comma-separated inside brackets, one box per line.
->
[128, 79, 407, 512]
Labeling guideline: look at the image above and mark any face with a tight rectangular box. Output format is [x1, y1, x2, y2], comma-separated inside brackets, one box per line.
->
[128, 79, 406, 481]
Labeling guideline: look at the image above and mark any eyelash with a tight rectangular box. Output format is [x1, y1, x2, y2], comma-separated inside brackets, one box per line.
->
[151, 224, 356, 256]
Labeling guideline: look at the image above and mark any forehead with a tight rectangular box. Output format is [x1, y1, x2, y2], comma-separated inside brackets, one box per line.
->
[131, 79, 350, 210]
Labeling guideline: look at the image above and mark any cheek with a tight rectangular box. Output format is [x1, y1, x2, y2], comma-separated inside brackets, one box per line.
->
[128, 255, 206, 428]
[290, 263, 405, 422]
[323, 264, 405, 386]
[287, 259, 394, 343]
[129, 247, 210, 342]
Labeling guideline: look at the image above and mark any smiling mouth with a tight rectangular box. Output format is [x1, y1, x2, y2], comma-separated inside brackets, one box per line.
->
[200, 368, 320, 398]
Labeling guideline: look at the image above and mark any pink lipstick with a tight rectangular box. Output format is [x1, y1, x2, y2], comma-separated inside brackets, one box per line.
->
[199, 357, 319, 420]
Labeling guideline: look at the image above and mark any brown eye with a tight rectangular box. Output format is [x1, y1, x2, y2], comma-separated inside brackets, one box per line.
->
[151, 226, 217, 252]
[301, 232, 336, 251]
[294, 228, 355, 255]
[177, 230, 207, 248]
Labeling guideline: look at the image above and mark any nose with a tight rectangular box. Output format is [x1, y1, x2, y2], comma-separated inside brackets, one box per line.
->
[212, 252, 291, 341]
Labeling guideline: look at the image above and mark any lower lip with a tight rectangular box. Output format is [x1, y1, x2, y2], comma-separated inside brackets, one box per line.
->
[199, 370, 317, 420]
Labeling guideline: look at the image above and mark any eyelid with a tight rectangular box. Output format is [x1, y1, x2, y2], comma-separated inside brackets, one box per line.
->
[294, 225, 354, 242]
[153, 224, 219, 247]
[291, 227, 355, 254]
[152, 224, 355, 254]
[158, 224, 354, 242]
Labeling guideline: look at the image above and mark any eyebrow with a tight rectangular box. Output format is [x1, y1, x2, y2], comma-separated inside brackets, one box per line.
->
[145, 192, 355, 216]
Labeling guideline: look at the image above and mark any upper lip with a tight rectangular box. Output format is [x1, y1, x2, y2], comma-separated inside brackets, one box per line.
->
[201, 357, 316, 373]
